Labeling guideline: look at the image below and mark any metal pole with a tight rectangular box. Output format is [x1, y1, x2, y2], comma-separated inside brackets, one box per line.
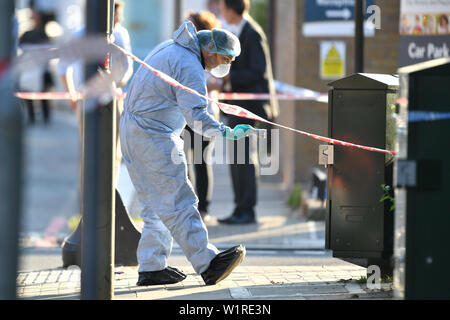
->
[354, 0, 364, 73]
[81, 0, 115, 300]
[174, 0, 182, 30]
[0, 1, 23, 300]
[268, 0, 276, 74]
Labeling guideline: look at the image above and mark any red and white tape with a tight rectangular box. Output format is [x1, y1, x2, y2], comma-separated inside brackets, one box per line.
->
[14, 91, 127, 101]
[13, 40, 396, 156]
[111, 43, 396, 156]
[217, 92, 328, 102]
[14, 92, 82, 100]
[14, 90, 327, 102]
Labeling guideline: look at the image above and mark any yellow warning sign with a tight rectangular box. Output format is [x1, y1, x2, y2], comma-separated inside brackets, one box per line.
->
[320, 41, 346, 80]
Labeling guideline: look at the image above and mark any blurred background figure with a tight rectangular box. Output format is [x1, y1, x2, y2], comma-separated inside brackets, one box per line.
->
[217, 0, 278, 225]
[207, 0, 222, 21]
[112, 1, 133, 89]
[424, 14, 437, 34]
[18, 8, 56, 125]
[111, 0, 133, 181]
[438, 14, 449, 34]
[400, 14, 411, 34]
[184, 9, 222, 222]
[57, 1, 132, 184]
[412, 15, 423, 35]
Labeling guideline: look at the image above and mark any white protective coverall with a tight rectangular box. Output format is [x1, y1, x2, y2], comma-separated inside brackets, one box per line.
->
[120, 20, 226, 274]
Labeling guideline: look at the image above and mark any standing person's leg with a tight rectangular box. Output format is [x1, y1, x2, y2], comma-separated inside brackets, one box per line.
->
[227, 115, 244, 215]
[136, 205, 173, 272]
[133, 183, 188, 285]
[25, 100, 35, 124]
[239, 129, 259, 215]
[41, 99, 50, 124]
[42, 71, 52, 124]
[136, 210, 185, 285]
[230, 138, 257, 219]
[220, 116, 257, 224]
[229, 139, 244, 213]
[195, 136, 214, 219]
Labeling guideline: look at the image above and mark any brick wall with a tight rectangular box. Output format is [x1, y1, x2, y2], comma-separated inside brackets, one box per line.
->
[273, 0, 400, 184]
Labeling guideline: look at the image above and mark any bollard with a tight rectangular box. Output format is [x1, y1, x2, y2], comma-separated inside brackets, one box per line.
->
[62, 189, 141, 268]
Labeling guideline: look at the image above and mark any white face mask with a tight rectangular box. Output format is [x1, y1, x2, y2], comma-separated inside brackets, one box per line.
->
[210, 62, 231, 78]
[206, 32, 232, 78]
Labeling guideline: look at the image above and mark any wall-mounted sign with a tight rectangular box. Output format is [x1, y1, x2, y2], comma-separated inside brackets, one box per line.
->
[303, 0, 375, 37]
[320, 41, 346, 80]
[399, 0, 450, 67]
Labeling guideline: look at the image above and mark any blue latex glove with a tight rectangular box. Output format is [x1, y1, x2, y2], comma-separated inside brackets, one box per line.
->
[223, 124, 256, 140]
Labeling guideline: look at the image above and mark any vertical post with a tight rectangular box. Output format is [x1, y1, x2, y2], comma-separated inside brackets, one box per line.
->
[354, 0, 364, 73]
[268, 0, 276, 73]
[0, 1, 23, 300]
[81, 0, 116, 300]
[174, 0, 182, 30]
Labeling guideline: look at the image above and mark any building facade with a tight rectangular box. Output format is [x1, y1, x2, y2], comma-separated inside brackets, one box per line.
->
[273, 0, 401, 190]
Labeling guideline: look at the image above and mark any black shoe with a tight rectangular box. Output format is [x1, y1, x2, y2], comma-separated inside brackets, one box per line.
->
[217, 214, 256, 225]
[201, 245, 246, 285]
[136, 266, 187, 286]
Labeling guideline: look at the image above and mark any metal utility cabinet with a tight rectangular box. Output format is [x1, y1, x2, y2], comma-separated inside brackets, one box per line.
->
[394, 58, 450, 299]
[325, 74, 398, 273]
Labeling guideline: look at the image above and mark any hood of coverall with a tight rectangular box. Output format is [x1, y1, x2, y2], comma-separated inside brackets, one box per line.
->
[172, 20, 202, 61]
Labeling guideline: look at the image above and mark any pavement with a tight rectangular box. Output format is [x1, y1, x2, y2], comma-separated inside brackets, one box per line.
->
[16, 108, 394, 300]
[16, 262, 393, 300]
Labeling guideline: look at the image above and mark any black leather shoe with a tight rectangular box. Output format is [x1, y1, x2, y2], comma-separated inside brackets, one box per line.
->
[217, 214, 256, 224]
[201, 245, 246, 285]
[136, 266, 187, 286]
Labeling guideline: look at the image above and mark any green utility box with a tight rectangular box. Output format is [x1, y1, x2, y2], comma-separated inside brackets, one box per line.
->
[394, 58, 450, 299]
[325, 74, 398, 273]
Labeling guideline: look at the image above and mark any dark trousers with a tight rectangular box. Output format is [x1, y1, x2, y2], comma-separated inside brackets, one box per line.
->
[227, 115, 258, 217]
[184, 126, 213, 213]
[25, 70, 52, 124]
[25, 99, 50, 124]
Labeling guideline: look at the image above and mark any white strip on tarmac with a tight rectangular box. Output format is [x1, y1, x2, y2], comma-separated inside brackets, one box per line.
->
[172, 240, 325, 251]
[293, 250, 329, 256]
[345, 283, 366, 294]
[245, 250, 278, 255]
[245, 249, 327, 256]
[229, 287, 252, 299]
[307, 221, 319, 241]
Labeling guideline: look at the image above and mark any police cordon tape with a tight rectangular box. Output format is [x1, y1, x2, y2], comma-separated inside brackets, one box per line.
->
[408, 111, 450, 122]
[218, 80, 328, 102]
[14, 40, 450, 156]
[15, 89, 450, 124]
[13, 38, 396, 156]
[14, 91, 127, 101]
[217, 92, 328, 102]
[114, 43, 398, 156]
[14, 92, 83, 100]
[19, 89, 448, 121]
[14, 87, 327, 102]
